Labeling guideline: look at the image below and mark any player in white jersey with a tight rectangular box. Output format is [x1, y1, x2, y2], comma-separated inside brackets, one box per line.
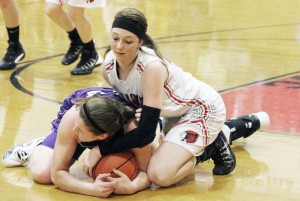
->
[45, 0, 105, 75]
[83, 8, 270, 187]
[0, 0, 25, 70]
[104, 45, 227, 155]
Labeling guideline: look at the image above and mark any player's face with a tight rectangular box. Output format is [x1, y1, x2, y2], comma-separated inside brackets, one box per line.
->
[73, 111, 103, 143]
[110, 28, 143, 64]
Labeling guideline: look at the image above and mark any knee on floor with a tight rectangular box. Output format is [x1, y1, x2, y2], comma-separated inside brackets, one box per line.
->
[30, 166, 52, 184]
[147, 167, 175, 187]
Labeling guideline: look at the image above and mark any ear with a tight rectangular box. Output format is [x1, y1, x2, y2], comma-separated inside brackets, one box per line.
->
[139, 39, 144, 46]
[97, 133, 110, 140]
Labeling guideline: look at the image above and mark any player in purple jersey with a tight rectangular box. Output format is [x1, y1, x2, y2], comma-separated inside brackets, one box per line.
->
[2, 87, 162, 197]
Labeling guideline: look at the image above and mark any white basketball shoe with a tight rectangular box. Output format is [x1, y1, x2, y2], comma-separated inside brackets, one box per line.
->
[2, 137, 44, 167]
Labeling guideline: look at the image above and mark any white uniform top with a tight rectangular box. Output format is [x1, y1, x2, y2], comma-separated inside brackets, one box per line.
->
[46, 0, 106, 8]
[104, 46, 226, 155]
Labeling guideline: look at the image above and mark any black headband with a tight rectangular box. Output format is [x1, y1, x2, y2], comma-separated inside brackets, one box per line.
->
[82, 103, 106, 134]
[112, 17, 145, 39]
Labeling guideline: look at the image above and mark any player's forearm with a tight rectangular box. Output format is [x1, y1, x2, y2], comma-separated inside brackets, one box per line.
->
[51, 170, 97, 197]
[99, 105, 161, 155]
[130, 171, 151, 194]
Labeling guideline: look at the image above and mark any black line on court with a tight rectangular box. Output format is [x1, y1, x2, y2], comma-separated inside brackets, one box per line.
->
[8, 22, 300, 104]
[155, 22, 300, 40]
[10, 54, 63, 105]
[219, 71, 300, 94]
[157, 38, 299, 44]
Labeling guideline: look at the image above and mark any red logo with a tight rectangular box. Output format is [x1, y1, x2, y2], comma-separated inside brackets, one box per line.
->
[180, 130, 199, 143]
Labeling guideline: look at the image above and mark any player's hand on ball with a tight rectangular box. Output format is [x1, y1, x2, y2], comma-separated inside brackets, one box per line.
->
[106, 169, 134, 194]
[93, 173, 115, 197]
[83, 146, 102, 177]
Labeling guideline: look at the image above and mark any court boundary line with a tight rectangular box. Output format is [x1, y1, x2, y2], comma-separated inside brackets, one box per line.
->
[219, 70, 300, 93]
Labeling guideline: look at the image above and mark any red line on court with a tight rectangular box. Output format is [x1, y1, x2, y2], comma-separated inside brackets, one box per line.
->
[221, 74, 300, 134]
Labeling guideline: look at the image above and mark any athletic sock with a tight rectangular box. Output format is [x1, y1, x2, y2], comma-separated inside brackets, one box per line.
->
[83, 39, 95, 51]
[7, 26, 20, 43]
[67, 28, 82, 44]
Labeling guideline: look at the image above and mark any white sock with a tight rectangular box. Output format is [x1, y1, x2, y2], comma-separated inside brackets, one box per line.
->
[253, 112, 270, 129]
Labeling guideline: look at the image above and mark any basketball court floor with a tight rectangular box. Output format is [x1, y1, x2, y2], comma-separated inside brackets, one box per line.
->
[0, 0, 299, 200]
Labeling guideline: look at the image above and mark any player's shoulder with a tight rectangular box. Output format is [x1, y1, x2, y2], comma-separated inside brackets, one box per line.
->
[59, 106, 77, 134]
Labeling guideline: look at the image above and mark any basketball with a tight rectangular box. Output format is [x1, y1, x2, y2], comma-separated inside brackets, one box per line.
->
[92, 151, 139, 181]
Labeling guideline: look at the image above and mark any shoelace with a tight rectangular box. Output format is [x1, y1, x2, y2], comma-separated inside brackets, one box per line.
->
[66, 45, 82, 58]
[212, 143, 233, 165]
[77, 53, 96, 69]
[81, 59, 96, 69]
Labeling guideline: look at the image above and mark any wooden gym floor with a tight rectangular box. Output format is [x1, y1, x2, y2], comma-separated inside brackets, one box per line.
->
[0, 0, 300, 200]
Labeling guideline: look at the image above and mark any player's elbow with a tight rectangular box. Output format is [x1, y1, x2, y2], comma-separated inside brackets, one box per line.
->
[50, 170, 62, 187]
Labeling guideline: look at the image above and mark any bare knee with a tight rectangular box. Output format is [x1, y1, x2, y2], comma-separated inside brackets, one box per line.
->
[45, 3, 60, 18]
[147, 166, 175, 187]
[67, 7, 84, 23]
[147, 142, 194, 186]
[29, 146, 53, 184]
[0, 0, 8, 9]
[30, 165, 52, 184]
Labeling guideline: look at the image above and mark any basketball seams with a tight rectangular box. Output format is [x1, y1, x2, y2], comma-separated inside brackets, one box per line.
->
[92, 151, 138, 181]
[115, 155, 136, 179]
[114, 154, 134, 171]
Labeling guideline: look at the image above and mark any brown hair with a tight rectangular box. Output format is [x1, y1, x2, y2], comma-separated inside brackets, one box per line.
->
[74, 95, 135, 138]
[105, 7, 163, 60]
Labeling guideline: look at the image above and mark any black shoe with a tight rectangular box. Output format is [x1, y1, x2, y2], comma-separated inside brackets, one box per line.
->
[0, 42, 25, 70]
[196, 131, 236, 175]
[61, 42, 83, 65]
[211, 131, 236, 175]
[70, 49, 102, 75]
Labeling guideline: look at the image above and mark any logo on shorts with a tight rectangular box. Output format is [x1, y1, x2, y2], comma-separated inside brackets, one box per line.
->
[180, 130, 199, 143]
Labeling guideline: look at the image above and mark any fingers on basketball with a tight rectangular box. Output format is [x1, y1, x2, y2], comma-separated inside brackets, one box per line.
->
[92, 151, 139, 181]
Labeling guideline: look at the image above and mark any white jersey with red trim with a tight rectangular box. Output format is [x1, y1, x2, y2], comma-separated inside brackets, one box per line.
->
[45, 0, 106, 8]
[104, 46, 225, 118]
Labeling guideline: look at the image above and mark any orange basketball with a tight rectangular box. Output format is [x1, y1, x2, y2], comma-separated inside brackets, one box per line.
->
[92, 151, 139, 181]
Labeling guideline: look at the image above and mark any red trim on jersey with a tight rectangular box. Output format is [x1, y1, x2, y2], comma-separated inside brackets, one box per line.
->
[137, 63, 144, 73]
[176, 119, 189, 126]
[165, 84, 210, 145]
[164, 84, 208, 118]
[191, 119, 209, 145]
[105, 60, 114, 72]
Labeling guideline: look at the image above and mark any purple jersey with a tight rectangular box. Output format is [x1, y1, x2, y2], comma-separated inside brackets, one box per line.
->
[42, 87, 123, 160]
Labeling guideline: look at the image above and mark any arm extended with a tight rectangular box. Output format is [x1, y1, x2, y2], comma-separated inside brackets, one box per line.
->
[51, 108, 115, 198]
[99, 105, 161, 155]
